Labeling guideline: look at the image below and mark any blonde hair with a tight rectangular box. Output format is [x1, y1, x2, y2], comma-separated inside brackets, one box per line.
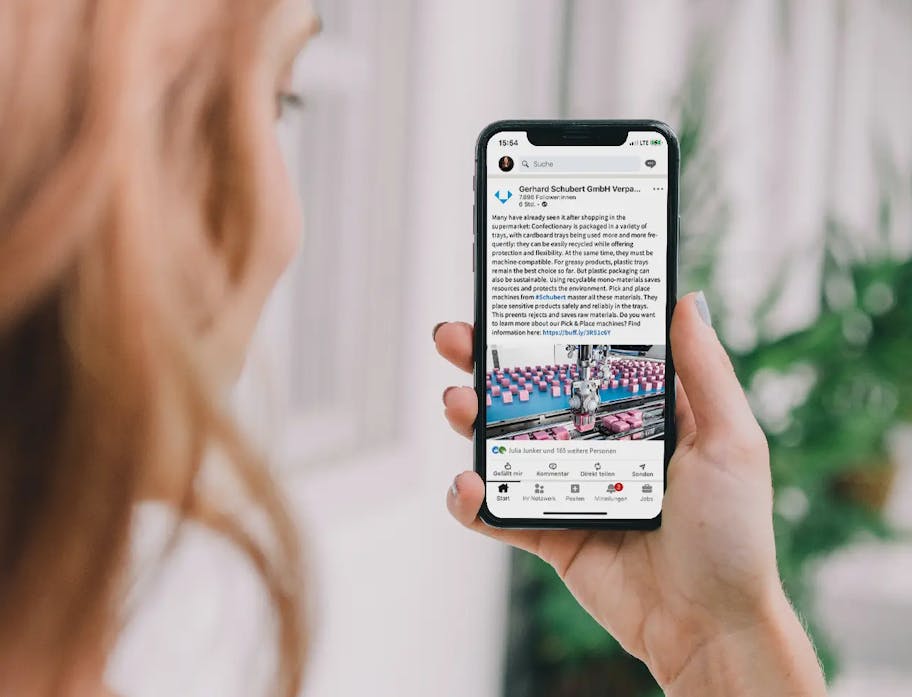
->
[0, 1, 305, 695]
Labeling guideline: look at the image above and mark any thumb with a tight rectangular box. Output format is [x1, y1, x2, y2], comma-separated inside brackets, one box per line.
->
[669, 292, 761, 445]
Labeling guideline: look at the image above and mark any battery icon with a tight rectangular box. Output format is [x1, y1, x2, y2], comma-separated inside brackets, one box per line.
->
[650, 138, 662, 145]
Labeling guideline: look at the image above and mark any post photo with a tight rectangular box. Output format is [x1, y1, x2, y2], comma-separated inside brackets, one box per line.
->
[485, 343, 667, 441]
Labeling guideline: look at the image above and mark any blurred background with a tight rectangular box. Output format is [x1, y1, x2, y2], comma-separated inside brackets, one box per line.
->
[109, 1, 912, 696]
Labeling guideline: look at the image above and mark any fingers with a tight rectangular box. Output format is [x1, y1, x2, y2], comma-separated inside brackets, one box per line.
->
[446, 472, 599, 573]
[443, 386, 476, 439]
[669, 292, 763, 445]
[445, 471, 548, 555]
[434, 321, 474, 374]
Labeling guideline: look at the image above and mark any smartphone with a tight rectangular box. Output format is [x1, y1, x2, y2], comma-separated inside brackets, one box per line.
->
[473, 120, 678, 529]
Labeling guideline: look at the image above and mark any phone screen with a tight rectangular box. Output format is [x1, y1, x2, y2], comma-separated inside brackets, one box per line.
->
[477, 123, 676, 526]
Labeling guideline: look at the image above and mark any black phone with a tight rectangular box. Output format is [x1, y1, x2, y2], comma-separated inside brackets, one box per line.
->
[473, 120, 678, 529]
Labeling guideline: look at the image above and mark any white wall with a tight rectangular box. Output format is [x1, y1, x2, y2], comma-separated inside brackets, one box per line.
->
[284, 2, 570, 692]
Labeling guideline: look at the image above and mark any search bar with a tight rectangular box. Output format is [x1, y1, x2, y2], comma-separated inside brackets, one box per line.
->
[519, 156, 641, 173]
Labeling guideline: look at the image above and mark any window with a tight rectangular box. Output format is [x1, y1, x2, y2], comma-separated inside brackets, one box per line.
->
[236, 0, 415, 470]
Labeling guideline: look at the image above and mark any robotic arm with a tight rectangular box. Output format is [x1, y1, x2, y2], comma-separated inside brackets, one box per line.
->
[566, 344, 609, 432]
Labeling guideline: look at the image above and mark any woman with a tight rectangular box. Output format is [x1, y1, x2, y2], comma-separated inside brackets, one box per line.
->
[0, 2, 826, 697]
[435, 294, 828, 696]
[0, 1, 318, 695]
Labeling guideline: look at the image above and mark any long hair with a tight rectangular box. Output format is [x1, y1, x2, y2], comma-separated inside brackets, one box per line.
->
[0, 1, 305, 695]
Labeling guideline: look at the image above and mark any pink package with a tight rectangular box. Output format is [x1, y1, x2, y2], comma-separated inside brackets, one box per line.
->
[564, 384, 571, 395]
[491, 386, 501, 397]
[644, 382, 652, 391]
[629, 384, 639, 393]
[621, 379, 629, 386]
[518, 377, 526, 385]
[610, 421, 630, 433]
[518, 390, 529, 402]
[552, 426, 570, 440]
[514, 433, 531, 440]
[486, 394, 492, 406]
[631, 432, 644, 440]
[509, 385, 519, 394]
[551, 386, 561, 397]
[655, 381, 664, 390]
[610, 380, 619, 388]
[502, 392, 513, 404]
[532, 430, 551, 440]
[538, 381, 547, 391]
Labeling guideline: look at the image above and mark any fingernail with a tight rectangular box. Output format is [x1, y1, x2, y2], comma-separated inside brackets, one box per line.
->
[694, 291, 713, 327]
[442, 386, 455, 405]
[450, 477, 459, 498]
[432, 322, 447, 341]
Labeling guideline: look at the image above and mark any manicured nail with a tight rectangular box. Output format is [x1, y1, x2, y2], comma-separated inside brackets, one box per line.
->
[442, 386, 455, 405]
[450, 477, 459, 498]
[432, 322, 447, 341]
[694, 291, 713, 327]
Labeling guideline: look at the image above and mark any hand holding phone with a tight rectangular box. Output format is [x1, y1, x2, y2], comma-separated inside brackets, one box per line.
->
[435, 297, 827, 696]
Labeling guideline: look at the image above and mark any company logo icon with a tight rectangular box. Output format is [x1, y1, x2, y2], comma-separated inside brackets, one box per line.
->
[494, 190, 513, 204]
[490, 445, 507, 455]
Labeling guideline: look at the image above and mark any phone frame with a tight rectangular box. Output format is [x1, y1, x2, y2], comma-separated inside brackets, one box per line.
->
[473, 119, 679, 530]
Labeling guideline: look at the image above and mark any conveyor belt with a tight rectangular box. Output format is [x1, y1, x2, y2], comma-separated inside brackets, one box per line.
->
[486, 394, 665, 438]
[487, 397, 665, 441]
[486, 380, 665, 424]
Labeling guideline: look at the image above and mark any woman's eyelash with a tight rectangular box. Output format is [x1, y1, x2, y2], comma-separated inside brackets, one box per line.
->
[277, 91, 307, 118]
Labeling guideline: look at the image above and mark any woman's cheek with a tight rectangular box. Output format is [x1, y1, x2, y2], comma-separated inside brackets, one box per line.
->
[261, 135, 303, 278]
